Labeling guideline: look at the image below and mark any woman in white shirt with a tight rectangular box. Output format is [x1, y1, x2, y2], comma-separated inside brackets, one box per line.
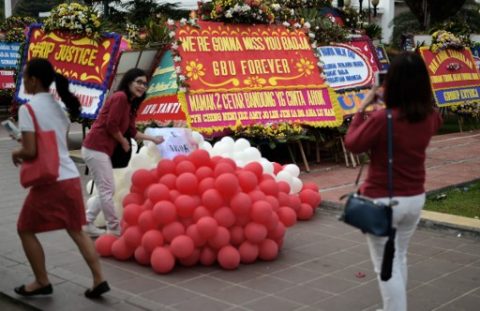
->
[11, 58, 109, 299]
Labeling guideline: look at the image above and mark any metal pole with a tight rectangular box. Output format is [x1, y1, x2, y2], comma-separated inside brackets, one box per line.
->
[4, 0, 12, 18]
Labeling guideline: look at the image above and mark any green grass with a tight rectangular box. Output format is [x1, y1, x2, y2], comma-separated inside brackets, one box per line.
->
[424, 181, 480, 219]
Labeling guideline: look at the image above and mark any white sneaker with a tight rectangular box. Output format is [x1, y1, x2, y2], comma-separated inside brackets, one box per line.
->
[83, 223, 105, 237]
[107, 226, 121, 237]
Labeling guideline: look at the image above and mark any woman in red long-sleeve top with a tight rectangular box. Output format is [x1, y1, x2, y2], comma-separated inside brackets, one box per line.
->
[344, 52, 442, 311]
[82, 69, 164, 237]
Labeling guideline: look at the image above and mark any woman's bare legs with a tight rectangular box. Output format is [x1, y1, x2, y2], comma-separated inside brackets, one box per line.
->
[18, 231, 50, 290]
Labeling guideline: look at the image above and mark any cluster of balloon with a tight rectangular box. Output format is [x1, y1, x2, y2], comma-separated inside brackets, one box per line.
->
[86, 140, 162, 227]
[95, 148, 321, 274]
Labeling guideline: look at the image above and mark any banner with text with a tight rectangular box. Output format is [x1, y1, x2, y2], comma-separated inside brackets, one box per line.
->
[15, 24, 122, 118]
[0, 42, 21, 69]
[0, 70, 15, 89]
[175, 21, 341, 130]
[419, 47, 480, 107]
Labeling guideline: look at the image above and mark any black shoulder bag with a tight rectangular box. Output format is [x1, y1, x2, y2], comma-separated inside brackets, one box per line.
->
[340, 109, 397, 281]
[110, 130, 132, 169]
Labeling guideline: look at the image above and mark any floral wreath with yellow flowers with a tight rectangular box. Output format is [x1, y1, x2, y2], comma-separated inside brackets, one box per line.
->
[0, 16, 37, 42]
[430, 30, 465, 53]
[234, 122, 310, 148]
[43, 3, 102, 39]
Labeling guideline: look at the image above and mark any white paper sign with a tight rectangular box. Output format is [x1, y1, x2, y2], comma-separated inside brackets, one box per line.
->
[144, 127, 197, 159]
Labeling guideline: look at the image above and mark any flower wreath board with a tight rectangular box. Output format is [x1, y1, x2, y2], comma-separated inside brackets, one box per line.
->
[0, 42, 21, 89]
[136, 21, 343, 134]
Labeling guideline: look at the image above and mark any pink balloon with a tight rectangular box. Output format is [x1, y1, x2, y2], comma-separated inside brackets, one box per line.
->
[188, 149, 211, 168]
[250, 200, 273, 224]
[214, 207, 236, 228]
[141, 229, 164, 253]
[201, 189, 224, 211]
[230, 192, 252, 215]
[244, 222, 268, 244]
[239, 241, 259, 264]
[159, 173, 177, 189]
[195, 166, 213, 180]
[237, 171, 258, 193]
[124, 226, 143, 249]
[132, 169, 157, 192]
[199, 247, 217, 266]
[198, 177, 216, 194]
[186, 224, 207, 247]
[244, 162, 263, 179]
[157, 159, 176, 176]
[192, 206, 211, 222]
[122, 193, 144, 207]
[175, 160, 196, 175]
[196, 216, 218, 239]
[208, 226, 230, 249]
[229, 225, 244, 246]
[146, 184, 170, 204]
[151, 247, 175, 274]
[217, 246, 240, 270]
[138, 210, 157, 232]
[259, 239, 279, 261]
[123, 204, 142, 226]
[179, 248, 200, 267]
[95, 234, 117, 257]
[215, 173, 239, 197]
[297, 203, 315, 220]
[153, 200, 177, 225]
[134, 246, 150, 265]
[277, 207, 297, 227]
[175, 195, 196, 218]
[111, 238, 134, 261]
[170, 235, 195, 259]
[162, 221, 185, 242]
[176, 172, 198, 195]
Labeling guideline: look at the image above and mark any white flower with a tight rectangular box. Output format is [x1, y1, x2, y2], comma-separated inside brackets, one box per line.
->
[311, 42, 317, 48]
[178, 86, 187, 93]
[290, 9, 295, 15]
[283, 21, 290, 27]
[272, 4, 281, 11]
[171, 42, 179, 50]
[308, 32, 315, 39]
[303, 22, 311, 29]
[294, 23, 301, 28]
[225, 10, 233, 18]
[233, 4, 241, 12]
[178, 75, 186, 81]
[169, 31, 176, 38]
[180, 18, 187, 25]
[173, 56, 181, 62]
[167, 19, 175, 26]
[241, 4, 251, 12]
[175, 66, 182, 73]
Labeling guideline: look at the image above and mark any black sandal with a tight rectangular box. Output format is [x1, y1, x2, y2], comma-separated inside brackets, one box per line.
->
[14, 284, 53, 296]
[84, 281, 110, 299]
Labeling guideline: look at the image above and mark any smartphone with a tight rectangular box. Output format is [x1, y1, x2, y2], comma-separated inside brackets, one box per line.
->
[375, 71, 388, 87]
[1, 119, 21, 140]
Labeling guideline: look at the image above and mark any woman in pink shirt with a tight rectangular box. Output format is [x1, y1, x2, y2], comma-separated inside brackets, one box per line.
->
[344, 52, 442, 311]
[82, 69, 163, 237]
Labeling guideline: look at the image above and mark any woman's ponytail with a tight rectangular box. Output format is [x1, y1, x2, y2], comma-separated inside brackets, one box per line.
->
[55, 73, 80, 121]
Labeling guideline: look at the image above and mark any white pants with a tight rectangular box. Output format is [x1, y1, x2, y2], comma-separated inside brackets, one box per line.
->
[366, 193, 426, 311]
[81, 147, 119, 230]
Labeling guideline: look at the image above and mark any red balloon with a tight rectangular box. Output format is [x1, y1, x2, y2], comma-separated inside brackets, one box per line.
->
[173, 154, 188, 164]
[192, 206, 211, 222]
[151, 247, 175, 274]
[179, 248, 200, 267]
[288, 195, 302, 212]
[195, 166, 213, 181]
[175, 195, 196, 218]
[235, 214, 250, 226]
[153, 200, 177, 225]
[123, 193, 143, 208]
[138, 210, 157, 232]
[266, 211, 279, 231]
[214, 207, 236, 228]
[159, 173, 177, 189]
[259, 239, 279, 261]
[134, 246, 150, 265]
[111, 238, 134, 261]
[141, 229, 164, 253]
[244, 162, 263, 179]
[299, 189, 322, 208]
[208, 226, 230, 249]
[124, 226, 143, 249]
[123, 204, 142, 226]
[268, 222, 286, 240]
[249, 190, 266, 202]
[277, 181, 291, 194]
[199, 247, 217, 266]
[186, 224, 207, 247]
[273, 162, 283, 174]
[237, 171, 258, 193]
[265, 195, 280, 212]
[244, 222, 268, 244]
[214, 163, 235, 177]
[196, 216, 218, 239]
[261, 174, 275, 181]
[297, 203, 315, 220]
[146, 184, 170, 203]
[175, 160, 196, 175]
[239, 241, 259, 264]
[210, 156, 223, 166]
[169, 189, 181, 202]
[198, 177, 215, 194]
[277, 207, 297, 227]
[170, 235, 195, 259]
[277, 192, 290, 207]
[201, 189, 224, 211]
[250, 200, 273, 224]
[188, 149, 211, 168]
[162, 221, 185, 242]
[230, 192, 252, 215]
[215, 173, 239, 197]
[142, 199, 153, 211]
[218, 158, 237, 170]
[95, 234, 117, 257]
[132, 169, 157, 191]
[176, 173, 198, 195]
[157, 159, 176, 176]
[229, 225, 244, 246]
[217, 246, 240, 270]
[302, 182, 319, 192]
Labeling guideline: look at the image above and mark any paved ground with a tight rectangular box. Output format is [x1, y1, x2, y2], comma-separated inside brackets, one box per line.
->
[0, 121, 479, 311]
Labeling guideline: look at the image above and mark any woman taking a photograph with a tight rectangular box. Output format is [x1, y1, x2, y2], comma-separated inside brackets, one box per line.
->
[344, 52, 443, 311]
[82, 68, 163, 237]
[12, 58, 109, 298]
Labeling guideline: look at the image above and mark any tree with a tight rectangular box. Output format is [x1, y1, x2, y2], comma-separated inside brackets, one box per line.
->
[404, 0, 467, 30]
[13, 0, 63, 17]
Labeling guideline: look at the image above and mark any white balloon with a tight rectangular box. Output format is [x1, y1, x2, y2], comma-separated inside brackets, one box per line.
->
[243, 147, 261, 161]
[199, 141, 213, 151]
[130, 138, 138, 152]
[276, 170, 293, 184]
[283, 164, 300, 178]
[130, 153, 150, 170]
[122, 167, 134, 187]
[290, 177, 303, 194]
[138, 145, 149, 156]
[220, 136, 235, 148]
[192, 131, 205, 144]
[260, 158, 273, 175]
[233, 138, 250, 151]
[85, 179, 97, 195]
